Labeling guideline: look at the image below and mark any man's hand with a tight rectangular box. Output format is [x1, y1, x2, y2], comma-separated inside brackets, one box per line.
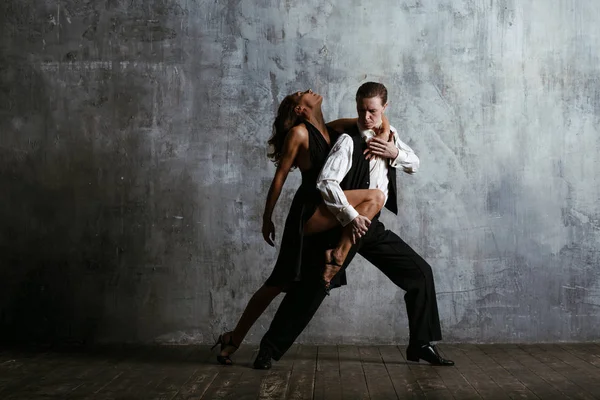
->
[350, 215, 371, 244]
[364, 134, 399, 161]
[262, 219, 276, 246]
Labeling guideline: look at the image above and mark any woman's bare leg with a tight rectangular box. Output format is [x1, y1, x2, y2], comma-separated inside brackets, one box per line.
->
[222, 189, 386, 357]
[220, 284, 283, 357]
[303, 189, 386, 286]
[303, 189, 386, 235]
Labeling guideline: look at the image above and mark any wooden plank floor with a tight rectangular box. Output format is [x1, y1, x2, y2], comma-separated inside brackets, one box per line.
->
[1, 343, 600, 399]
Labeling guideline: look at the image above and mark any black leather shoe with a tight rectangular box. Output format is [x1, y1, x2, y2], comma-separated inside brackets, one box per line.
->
[406, 343, 454, 366]
[253, 347, 272, 370]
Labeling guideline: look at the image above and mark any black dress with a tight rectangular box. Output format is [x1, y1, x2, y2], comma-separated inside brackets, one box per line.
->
[265, 121, 346, 290]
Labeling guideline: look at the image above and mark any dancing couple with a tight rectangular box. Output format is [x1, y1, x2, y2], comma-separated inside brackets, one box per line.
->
[212, 82, 454, 368]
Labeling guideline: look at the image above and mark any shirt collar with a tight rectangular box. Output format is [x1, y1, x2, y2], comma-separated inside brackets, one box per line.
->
[357, 122, 380, 141]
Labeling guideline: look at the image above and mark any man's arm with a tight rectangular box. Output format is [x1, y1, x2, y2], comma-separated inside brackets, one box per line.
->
[389, 126, 420, 173]
[316, 134, 358, 227]
[365, 125, 420, 174]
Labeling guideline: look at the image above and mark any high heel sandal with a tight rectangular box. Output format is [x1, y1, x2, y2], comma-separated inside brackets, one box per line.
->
[322, 249, 344, 296]
[211, 331, 239, 365]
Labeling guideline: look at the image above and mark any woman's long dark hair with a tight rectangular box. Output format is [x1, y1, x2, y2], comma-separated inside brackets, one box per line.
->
[267, 94, 301, 166]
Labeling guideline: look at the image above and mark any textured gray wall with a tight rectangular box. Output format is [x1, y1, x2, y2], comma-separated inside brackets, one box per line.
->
[1, 0, 599, 345]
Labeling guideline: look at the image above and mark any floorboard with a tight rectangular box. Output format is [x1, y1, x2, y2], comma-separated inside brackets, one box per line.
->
[1, 343, 600, 399]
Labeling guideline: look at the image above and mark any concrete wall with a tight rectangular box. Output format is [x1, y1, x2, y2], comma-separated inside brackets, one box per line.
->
[1, 0, 599, 345]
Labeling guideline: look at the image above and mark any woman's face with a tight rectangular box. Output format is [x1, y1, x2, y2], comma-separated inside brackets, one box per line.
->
[294, 89, 323, 113]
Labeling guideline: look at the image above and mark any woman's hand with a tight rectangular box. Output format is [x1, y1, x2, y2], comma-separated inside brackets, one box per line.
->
[262, 219, 276, 246]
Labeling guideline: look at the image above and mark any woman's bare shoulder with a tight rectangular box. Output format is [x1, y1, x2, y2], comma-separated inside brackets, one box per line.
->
[286, 123, 309, 144]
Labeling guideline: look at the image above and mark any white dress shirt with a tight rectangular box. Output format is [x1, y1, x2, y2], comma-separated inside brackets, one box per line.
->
[316, 124, 419, 227]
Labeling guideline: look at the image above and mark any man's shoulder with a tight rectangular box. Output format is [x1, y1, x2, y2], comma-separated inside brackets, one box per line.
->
[333, 132, 352, 145]
[329, 133, 354, 154]
[343, 124, 360, 136]
[338, 124, 362, 142]
[337, 132, 364, 145]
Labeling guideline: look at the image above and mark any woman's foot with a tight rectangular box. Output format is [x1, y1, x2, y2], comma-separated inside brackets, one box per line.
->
[322, 249, 344, 295]
[211, 331, 240, 365]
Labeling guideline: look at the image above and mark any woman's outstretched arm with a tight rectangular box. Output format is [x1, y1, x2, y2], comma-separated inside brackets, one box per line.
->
[327, 115, 391, 137]
[326, 118, 357, 133]
[378, 114, 391, 138]
[262, 125, 308, 246]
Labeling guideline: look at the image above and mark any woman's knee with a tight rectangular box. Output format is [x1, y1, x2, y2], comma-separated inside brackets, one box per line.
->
[369, 189, 386, 209]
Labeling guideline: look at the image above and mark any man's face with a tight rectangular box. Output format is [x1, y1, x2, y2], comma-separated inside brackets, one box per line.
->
[356, 96, 387, 130]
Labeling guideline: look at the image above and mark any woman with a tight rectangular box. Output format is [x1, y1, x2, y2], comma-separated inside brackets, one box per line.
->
[212, 89, 388, 365]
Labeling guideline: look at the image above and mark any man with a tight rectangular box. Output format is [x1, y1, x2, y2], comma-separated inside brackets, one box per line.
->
[254, 82, 454, 369]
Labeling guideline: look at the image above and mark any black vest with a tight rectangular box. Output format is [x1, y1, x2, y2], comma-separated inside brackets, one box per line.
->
[340, 126, 398, 215]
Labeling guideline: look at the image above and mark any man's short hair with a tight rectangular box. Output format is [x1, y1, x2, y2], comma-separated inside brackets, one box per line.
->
[356, 82, 388, 105]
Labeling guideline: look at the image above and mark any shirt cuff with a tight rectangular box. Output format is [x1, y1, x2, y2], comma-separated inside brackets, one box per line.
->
[390, 149, 408, 167]
[336, 206, 359, 227]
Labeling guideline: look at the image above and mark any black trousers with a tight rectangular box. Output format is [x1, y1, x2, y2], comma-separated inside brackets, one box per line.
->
[261, 217, 442, 360]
